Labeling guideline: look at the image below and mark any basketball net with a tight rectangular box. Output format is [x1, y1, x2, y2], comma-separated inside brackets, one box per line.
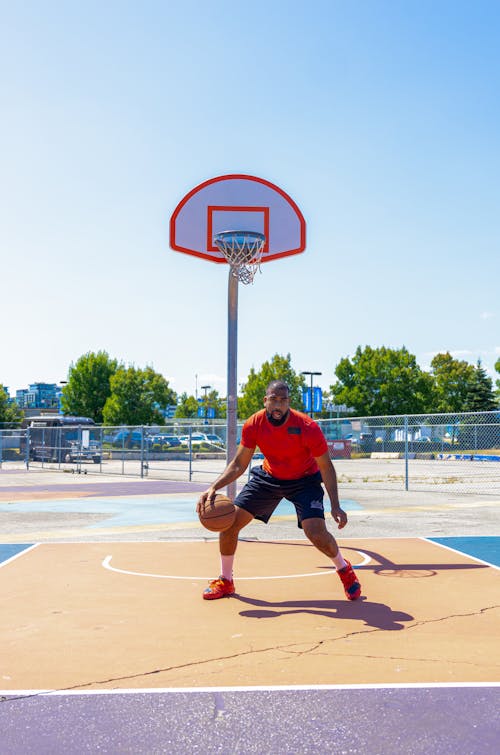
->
[213, 231, 266, 285]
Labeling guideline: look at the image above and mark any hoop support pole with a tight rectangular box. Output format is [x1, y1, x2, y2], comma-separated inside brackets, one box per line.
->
[226, 268, 238, 501]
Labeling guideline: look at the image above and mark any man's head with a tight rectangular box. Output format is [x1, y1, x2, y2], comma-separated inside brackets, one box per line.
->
[264, 380, 290, 426]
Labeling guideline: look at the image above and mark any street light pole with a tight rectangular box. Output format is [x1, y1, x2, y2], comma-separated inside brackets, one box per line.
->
[301, 371, 322, 418]
[58, 381, 68, 414]
[201, 385, 211, 425]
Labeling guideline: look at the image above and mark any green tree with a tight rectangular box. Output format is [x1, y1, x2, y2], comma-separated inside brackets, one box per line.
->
[330, 345, 433, 416]
[204, 388, 226, 420]
[495, 357, 500, 399]
[176, 389, 226, 420]
[429, 352, 477, 413]
[175, 393, 200, 418]
[464, 360, 498, 411]
[61, 351, 119, 423]
[238, 354, 305, 418]
[0, 387, 22, 426]
[102, 366, 176, 425]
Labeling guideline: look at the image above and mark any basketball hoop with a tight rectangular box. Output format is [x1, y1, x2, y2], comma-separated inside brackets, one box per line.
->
[213, 231, 266, 285]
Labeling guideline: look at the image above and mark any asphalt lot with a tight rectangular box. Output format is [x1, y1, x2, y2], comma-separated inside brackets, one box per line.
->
[0, 464, 499, 542]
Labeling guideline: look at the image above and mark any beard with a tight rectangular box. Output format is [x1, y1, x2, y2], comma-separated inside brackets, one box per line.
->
[266, 409, 290, 426]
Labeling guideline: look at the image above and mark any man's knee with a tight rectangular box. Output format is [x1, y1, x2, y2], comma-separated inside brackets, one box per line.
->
[302, 517, 329, 543]
[231, 507, 254, 532]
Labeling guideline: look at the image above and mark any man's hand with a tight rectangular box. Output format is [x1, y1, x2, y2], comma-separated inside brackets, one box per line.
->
[196, 487, 217, 514]
[331, 505, 347, 529]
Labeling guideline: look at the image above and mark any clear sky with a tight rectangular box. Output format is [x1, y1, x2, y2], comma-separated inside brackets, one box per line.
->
[1, 1, 499, 399]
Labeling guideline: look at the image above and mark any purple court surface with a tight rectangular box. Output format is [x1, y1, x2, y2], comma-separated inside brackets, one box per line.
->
[1, 687, 498, 754]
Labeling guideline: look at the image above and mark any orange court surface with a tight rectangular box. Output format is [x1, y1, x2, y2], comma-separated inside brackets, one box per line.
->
[2, 536, 499, 691]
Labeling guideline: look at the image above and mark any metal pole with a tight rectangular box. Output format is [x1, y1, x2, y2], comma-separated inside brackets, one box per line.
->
[404, 415, 409, 491]
[226, 269, 238, 500]
[140, 426, 144, 478]
[201, 385, 211, 426]
[301, 370, 321, 419]
[25, 427, 30, 469]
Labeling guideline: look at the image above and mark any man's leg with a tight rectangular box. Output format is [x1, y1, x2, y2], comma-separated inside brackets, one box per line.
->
[302, 518, 361, 600]
[220, 506, 255, 556]
[203, 507, 254, 600]
[301, 517, 340, 557]
[219, 507, 254, 578]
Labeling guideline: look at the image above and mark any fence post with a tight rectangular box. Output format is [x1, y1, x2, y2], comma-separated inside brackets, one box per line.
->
[188, 426, 193, 481]
[140, 426, 145, 478]
[404, 415, 409, 491]
[26, 427, 30, 468]
[121, 430, 125, 475]
[77, 425, 82, 473]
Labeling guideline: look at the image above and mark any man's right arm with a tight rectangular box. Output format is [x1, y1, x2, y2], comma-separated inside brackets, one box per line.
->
[197, 444, 255, 511]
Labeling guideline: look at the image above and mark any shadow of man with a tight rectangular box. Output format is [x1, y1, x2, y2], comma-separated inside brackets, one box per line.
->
[234, 594, 413, 630]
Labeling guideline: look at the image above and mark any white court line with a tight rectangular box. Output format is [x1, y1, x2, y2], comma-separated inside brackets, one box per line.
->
[0, 543, 39, 569]
[420, 537, 500, 571]
[102, 549, 371, 580]
[2, 681, 499, 697]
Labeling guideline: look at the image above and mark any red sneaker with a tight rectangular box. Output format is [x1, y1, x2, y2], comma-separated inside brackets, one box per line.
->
[203, 576, 235, 600]
[338, 560, 361, 600]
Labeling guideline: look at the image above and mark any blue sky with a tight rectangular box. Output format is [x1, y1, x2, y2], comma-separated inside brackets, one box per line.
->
[1, 1, 499, 399]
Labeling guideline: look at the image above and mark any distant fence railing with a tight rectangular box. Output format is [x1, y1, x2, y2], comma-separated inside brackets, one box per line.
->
[0, 411, 498, 494]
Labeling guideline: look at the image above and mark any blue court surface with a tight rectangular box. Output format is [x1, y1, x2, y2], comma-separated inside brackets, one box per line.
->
[0, 543, 36, 564]
[0, 496, 362, 529]
[429, 537, 500, 567]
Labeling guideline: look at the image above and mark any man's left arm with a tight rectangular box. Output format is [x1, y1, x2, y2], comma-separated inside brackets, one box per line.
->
[315, 452, 347, 529]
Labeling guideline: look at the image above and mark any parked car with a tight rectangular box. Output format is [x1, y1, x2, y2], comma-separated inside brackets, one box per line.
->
[147, 434, 182, 448]
[112, 430, 144, 448]
[206, 434, 225, 447]
[162, 435, 182, 447]
[178, 433, 210, 447]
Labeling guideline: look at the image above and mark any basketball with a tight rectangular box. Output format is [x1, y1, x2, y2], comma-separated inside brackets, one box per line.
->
[198, 494, 236, 532]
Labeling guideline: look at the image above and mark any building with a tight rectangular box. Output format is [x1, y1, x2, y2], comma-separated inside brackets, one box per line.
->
[15, 383, 59, 411]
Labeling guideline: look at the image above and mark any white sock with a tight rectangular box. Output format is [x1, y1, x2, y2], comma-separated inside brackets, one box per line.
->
[332, 551, 348, 571]
[220, 554, 235, 581]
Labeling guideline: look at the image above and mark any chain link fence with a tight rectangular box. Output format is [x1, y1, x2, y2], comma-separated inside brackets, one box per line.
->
[316, 410, 500, 496]
[1, 411, 499, 495]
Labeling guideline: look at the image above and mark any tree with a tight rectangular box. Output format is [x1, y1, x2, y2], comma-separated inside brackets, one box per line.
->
[175, 389, 226, 420]
[429, 352, 477, 413]
[0, 387, 22, 426]
[238, 354, 305, 418]
[464, 360, 498, 412]
[204, 388, 226, 420]
[175, 393, 200, 419]
[330, 345, 433, 416]
[495, 357, 500, 399]
[102, 366, 176, 426]
[61, 351, 119, 423]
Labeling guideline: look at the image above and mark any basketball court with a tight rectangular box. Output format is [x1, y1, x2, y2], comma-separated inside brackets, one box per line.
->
[1, 508, 499, 752]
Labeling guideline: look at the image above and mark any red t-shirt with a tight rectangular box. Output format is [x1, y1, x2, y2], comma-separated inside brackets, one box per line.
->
[240, 408, 328, 480]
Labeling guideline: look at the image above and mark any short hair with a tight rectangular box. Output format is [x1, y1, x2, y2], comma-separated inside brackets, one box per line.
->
[265, 380, 290, 396]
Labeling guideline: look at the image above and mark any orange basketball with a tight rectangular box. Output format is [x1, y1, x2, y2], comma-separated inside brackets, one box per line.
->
[198, 494, 236, 532]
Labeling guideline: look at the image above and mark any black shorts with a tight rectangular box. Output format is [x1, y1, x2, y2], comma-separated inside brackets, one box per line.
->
[235, 466, 325, 529]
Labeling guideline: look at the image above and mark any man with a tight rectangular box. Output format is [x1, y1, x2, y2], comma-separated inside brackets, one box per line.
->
[197, 380, 361, 601]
